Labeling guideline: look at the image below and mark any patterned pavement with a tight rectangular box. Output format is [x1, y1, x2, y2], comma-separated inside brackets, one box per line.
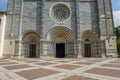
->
[0, 58, 120, 80]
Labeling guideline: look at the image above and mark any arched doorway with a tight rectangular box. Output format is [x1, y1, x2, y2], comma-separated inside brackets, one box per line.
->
[46, 27, 75, 58]
[84, 39, 91, 57]
[55, 36, 66, 58]
[22, 31, 40, 58]
[56, 43, 65, 58]
[82, 30, 100, 57]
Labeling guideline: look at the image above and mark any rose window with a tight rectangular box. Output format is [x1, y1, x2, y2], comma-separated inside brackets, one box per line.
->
[51, 4, 70, 22]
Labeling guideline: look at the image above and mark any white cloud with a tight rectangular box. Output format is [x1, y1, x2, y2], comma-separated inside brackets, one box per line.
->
[113, 11, 120, 27]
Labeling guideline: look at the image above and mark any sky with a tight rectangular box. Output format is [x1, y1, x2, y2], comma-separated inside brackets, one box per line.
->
[111, 0, 120, 27]
[0, 0, 120, 27]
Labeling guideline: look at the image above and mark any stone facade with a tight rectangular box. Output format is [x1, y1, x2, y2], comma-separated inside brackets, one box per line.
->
[0, 12, 6, 58]
[2, 0, 117, 58]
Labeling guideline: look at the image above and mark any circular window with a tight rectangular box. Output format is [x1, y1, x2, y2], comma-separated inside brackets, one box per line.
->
[51, 4, 70, 22]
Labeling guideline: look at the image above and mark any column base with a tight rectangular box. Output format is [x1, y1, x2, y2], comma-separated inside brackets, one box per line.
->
[18, 54, 24, 59]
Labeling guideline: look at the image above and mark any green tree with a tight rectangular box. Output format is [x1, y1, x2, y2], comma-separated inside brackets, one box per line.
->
[115, 26, 120, 39]
[115, 26, 120, 56]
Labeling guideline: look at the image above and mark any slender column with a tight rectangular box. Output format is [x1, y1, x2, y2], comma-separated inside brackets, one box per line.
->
[10, 0, 15, 36]
[41, 0, 47, 58]
[77, 41, 82, 58]
[75, 0, 80, 39]
[18, 0, 24, 58]
[41, 0, 45, 39]
[75, 0, 81, 58]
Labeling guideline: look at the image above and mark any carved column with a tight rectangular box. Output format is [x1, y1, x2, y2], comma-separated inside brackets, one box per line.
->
[40, 0, 46, 58]
[18, 0, 24, 58]
[75, 0, 81, 58]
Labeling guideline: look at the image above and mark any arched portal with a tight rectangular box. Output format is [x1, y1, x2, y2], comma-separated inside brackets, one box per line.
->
[82, 30, 100, 57]
[55, 36, 66, 58]
[46, 27, 75, 58]
[22, 31, 40, 58]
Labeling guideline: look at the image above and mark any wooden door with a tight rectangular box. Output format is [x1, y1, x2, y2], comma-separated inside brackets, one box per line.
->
[29, 44, 36, 58]
[84, 44, 91, 57]
[56, 43, 65, 58]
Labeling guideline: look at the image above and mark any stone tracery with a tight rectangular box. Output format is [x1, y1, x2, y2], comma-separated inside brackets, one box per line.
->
[51, 4, 70, 22]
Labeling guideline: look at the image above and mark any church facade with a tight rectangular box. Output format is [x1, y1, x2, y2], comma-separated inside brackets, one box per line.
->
[1, 0, 117, 58]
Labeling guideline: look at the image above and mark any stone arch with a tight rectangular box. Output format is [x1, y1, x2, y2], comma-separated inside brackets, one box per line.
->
[45, 26, 76, 58]
[21, 30, 40, 58]
[81, 30, 100, 57]
[22, 30, 40, 44]
[46, 26, 75, 43]
[81, 30, 99, 43]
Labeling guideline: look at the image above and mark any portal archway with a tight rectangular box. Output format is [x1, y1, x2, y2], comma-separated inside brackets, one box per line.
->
[46, 27, 75, 58]
[82, 30, 100, 57]
[22, 31, 40, 58]
[55, 36, 66, 58]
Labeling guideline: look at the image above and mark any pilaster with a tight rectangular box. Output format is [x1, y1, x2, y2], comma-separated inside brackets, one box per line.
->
[41, 0, 45, 39]
[104, 0, 114, 36]
[18, 0, 24, 58]
[0, 15, 6, 58]
[97, 0, 106, 36]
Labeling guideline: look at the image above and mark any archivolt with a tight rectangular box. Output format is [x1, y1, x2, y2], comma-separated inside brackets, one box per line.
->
[46, 27, 75, 42]
[82, 30, 99, 42]
[22, 30, 40, 44]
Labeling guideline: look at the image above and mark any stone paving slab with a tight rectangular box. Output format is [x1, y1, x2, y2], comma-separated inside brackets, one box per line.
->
[4, 64, 33, 70]
[24, 61, 40, 63]
[35, 62, 56, 66]
[109, 61, 120, 63]
[0, 58, 120, 80]
[86, 59, 105, 62]
[62, 75, 97, 80]
[85, 68, 120, 78]
[56, 61, 71, 63]
[101, 63, 120, 68]
[73, 61, 94, 65]
[0, 62, 18, 65]
[54, 64, 82, 70]
[16, 68, 60, 80]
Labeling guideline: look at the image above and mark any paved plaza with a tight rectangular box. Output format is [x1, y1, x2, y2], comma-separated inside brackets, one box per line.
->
[0, 58, 120, 80]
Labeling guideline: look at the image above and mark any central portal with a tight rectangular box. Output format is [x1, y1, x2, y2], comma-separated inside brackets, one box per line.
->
[56, 43, 65, 58]
[29, 44, 36, 58]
